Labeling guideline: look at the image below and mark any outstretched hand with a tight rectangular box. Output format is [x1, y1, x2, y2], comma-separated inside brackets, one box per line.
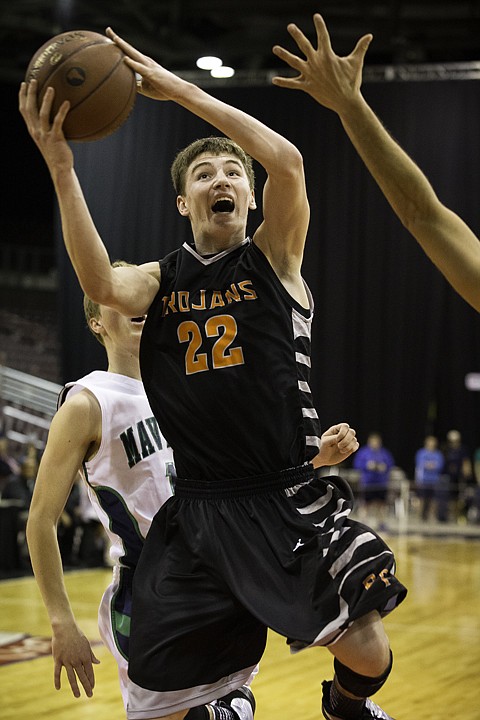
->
[18, 80, 73, 171]
[271, 13, 372, 114]
[106, 27, 188, 101]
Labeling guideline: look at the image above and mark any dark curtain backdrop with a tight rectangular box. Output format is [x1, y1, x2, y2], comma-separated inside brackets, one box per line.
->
[57, 79, 480, 475]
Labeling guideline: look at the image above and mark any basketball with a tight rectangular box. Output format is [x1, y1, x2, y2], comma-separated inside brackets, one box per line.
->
[25, 30, 137, 142]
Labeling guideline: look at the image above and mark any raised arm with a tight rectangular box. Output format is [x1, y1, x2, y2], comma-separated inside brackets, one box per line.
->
[106, 28, 310, 278]
[18, 81, 159, 316]
[272, 13, 480, 313]
[26, 392, 102, 698]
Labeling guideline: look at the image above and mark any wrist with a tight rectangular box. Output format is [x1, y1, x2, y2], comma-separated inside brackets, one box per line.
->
[337, 92, 368, 123]
[50, 164, 75, 188]
[50, 611, 76, 630]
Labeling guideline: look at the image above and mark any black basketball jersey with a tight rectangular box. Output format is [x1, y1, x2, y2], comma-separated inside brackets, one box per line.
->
[140, 238, 321, 482]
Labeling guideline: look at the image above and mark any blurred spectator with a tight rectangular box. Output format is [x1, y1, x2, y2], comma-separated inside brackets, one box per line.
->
[1, 454, 38, 570]
[466, 445, 480, 524]
[1, 455, 37, 508]
[19, 440, 40, 465]
[0, 436, 21, 493]
[441, 429, 473, 522]
[353, 432, 395, 527]
[414, 436, 444, 521]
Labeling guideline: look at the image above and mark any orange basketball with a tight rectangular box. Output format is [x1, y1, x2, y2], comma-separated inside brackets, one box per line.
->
[25, 30, 137, 142]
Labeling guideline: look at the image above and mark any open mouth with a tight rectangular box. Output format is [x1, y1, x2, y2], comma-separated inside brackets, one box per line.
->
[130, 315, 146, 324]
[212, 198, 235, 213]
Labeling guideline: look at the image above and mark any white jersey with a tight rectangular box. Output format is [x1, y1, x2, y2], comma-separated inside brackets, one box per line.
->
[61, 370, 174, 566]
[60, 370, 174, 709]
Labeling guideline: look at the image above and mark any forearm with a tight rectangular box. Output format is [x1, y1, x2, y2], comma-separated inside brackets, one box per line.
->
[338, 95, 480, 309]
[174, 81, 302, 174]
[338, 95, 437, 232]
[27, 501, 99, 698]
[52, 167, 115, 303]
[26, 514, 77, 629]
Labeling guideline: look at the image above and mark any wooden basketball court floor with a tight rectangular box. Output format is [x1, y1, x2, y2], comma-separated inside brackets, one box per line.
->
[2, 533, 480, 720]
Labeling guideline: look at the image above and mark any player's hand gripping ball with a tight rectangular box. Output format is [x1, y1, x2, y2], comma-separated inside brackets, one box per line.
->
[25, 30, 137, 142]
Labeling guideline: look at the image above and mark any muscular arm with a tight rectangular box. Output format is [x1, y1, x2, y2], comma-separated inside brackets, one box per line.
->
[26, 391, 101, 697]
[18, 82, 160, 316]
[107, 29, 310, 281]
[334, 96, 480, 312]
[272, 13, 480, 312]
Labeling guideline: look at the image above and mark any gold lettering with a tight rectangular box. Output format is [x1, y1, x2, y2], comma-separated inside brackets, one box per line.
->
[379, 568, 391, 587]
[191, 289, 207, 310]
[161, 296, 170, 317]
[363, 573, 376, 590]
[50, 51, 63, 66]
[225, 284, 241, 304]
[167, 292, 178, 314]
[178, 291, 190, 312]
[210, 290, 226, 309]
[238, 280, 257, 300]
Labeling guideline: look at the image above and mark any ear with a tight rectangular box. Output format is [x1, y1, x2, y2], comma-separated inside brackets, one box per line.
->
[248, 189, 257, 211]
[89, 317, 104, 337]
[177, 195, 189, 216]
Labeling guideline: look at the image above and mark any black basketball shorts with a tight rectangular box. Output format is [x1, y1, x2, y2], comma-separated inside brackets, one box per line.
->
[127, 465, 407, 715]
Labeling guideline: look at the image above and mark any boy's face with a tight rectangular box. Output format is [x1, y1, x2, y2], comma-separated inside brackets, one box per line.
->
[90, 306, 146, 353]
[176, 152, 256, 244]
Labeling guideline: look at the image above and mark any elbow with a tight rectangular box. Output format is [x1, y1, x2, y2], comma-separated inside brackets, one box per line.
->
[282, 144, 305, 178]
[268, 141, 305, 180]
[80, 276, 117, 307]
[26, 506, 53, 546]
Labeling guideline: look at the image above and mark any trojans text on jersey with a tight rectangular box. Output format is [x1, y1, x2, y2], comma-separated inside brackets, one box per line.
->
[161, 280, 257, 317]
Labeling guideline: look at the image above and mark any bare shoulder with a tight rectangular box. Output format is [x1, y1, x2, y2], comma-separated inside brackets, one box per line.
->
[53, 388, 101, 443]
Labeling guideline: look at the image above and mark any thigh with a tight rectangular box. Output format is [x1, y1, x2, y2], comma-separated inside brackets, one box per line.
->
[128, 500, 267, 699]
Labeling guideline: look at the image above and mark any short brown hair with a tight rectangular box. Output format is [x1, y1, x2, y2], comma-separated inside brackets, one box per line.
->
[170, 136, 255, 195]
[83, 260, 135, 346]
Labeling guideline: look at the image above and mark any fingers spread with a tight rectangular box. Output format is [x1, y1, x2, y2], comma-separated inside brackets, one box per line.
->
[106, 27, 146, 62]
[351, 33, 373, 61]
[272, 44, 304, 71]
[313, 13, 333, 52]
[287, 22, 315, 57]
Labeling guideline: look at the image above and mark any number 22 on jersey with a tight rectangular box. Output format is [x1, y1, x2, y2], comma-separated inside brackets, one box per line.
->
[177, 314, 245, 375]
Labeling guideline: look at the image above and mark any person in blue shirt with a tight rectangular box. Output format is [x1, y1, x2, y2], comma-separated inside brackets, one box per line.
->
[414, 436, 444, 521]
[353, 433, 394, 526]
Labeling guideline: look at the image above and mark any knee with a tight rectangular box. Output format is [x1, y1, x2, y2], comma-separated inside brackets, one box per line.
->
[331, 611, 391, 677]
[352, 616, 391, 676]
[334, 650, 393, 699]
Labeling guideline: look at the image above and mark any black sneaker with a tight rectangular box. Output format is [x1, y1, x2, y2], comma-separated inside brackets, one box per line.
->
[215, 685, 256, 720]
[321, 680, 395, 720]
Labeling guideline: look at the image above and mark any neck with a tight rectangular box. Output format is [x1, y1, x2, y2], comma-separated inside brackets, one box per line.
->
[193, 233, 246, 255]
[105, 348, 142, 380]
[192, 224, 247, 255]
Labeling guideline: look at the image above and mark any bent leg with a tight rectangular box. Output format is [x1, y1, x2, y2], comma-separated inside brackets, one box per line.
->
[322, 611, 395, 720]
[329, 610, 391, 678]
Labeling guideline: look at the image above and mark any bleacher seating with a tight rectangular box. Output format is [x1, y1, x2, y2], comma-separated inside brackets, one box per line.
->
[0, 366, 61, 455]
